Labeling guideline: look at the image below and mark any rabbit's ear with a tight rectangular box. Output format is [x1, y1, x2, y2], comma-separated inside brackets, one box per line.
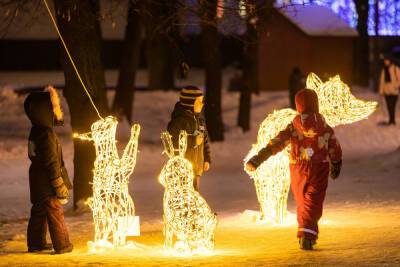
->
[306, 72, 323, 91]
[161, 131, 174, 158]
[178, 130, 188, 157]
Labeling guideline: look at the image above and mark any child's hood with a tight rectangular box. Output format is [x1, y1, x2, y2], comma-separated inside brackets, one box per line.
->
[24, 92, 54, 127]
[24, 87, 64, 128]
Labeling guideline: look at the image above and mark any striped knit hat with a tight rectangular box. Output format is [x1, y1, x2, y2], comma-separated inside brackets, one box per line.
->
[179, 86, 204, 107]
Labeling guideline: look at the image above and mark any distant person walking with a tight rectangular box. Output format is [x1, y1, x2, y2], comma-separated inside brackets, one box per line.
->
[379, 57, 400, 125]
[289, 67, 306, 109]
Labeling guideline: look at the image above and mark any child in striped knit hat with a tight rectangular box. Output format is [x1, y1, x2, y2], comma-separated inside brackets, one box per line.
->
[167, 86, 211, 191]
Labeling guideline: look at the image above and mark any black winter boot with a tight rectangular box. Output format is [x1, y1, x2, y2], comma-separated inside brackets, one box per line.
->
[299, 237, 314, 250]
[28, 243, 53, 252]
[54, 244, 73, 254]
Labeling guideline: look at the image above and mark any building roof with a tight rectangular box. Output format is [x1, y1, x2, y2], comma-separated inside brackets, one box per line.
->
[279, 4, 358, 37]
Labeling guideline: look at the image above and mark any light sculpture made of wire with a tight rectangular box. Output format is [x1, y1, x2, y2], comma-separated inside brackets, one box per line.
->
[244, 73, 378, 224]
[75, 116, 141, 248]
[159, 131, 217, 254]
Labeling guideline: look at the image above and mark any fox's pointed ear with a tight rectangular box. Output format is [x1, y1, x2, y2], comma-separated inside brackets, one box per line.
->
[306, 72, 323, 91]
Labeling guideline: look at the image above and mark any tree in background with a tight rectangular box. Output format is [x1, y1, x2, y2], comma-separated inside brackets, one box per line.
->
[354, 0, 370, 86]
[53, 0, 109, 209]
[112, 0, 143, 123]
[238, 0, 274, 132]
[199, 0, 224, 141]
[372, 0, 380, 92]
[145, 0, 176, 91]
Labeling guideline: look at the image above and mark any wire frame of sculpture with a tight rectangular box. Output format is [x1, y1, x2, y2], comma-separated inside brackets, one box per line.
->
[244, 73, 377, 224]
[75, 116, 140, 248]
[159, 131, 217, 254]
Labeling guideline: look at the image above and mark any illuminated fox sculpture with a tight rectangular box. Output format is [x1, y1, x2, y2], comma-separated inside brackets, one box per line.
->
[159, 131, 217, 254]
[76, 116, 140, 248]
[245, 73, 377, 224]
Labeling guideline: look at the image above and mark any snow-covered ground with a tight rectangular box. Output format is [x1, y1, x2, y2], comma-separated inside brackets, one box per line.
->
[0, 71, 399, 266]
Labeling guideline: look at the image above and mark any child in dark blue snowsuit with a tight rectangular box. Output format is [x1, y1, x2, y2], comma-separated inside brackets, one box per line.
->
[24, 87, 73, 254]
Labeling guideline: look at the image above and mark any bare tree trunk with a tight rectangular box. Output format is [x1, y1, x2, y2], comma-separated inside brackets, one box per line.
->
[354, 0, 370, 86]
[146, 0, 175, 90]
[112, 1, 142, 123]
[372, 0, 380, 92]
[54, 0, 108, 209]
[238, 0, 273, 132]
[238, 29, 257, 132]
[199, 0, 224, 141]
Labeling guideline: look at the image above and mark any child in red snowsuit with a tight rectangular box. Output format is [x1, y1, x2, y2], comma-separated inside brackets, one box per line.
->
[246, 89, 342, 250]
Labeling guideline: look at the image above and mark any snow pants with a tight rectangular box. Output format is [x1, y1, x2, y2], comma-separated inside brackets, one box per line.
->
[27, 197, 71, 252]
[290, 161, 329, 240]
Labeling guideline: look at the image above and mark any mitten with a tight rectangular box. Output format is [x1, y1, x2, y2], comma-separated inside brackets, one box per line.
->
[245, 161, 257, 172]
[330, 160, 342, 180]
[51, 177, 69, 200]
[55, 184, 69, 199]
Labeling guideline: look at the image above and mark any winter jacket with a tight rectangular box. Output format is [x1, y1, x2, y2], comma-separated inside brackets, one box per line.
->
[380, 64, 400, 95]
[167, 102, 211, 176]
[24, 92, 72, 204]
[250, 113, 342, 167]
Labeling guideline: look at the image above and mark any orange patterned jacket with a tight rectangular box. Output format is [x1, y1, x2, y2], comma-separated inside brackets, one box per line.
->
[250, 113, 342, 167]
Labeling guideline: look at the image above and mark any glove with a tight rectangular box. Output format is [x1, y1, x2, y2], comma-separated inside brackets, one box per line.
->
[245, 161, 257, 172]
[330, 160, 342, 180]
[58, 198, 68, 205]
[204, 162, 210, 172]
[55, 184, 69, 200]
[195, 135, 204, 146]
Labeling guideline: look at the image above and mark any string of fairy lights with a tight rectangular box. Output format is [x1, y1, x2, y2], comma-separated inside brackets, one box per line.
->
[244, 73, 377, 224]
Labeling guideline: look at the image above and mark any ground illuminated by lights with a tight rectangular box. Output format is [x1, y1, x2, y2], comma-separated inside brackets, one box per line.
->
[1, 204, 399, 266]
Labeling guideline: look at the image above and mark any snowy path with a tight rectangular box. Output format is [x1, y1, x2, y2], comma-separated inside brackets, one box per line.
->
[0, 87, 399, 266]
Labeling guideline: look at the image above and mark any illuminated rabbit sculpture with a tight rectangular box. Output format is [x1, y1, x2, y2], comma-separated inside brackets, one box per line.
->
[159, 131, 217, 254]
[76, 116, 140, 248]
[244, 73, 377, 224]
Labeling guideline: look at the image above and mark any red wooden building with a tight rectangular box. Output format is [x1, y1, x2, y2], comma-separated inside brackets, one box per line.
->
[259, 5, 358, 91]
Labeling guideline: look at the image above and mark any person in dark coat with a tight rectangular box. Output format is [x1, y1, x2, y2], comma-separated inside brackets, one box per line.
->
[167, 86, 211, 191]
[246, 89, 342, 250]
[24, 86, 73, 254]
[288, 67, 306, 109]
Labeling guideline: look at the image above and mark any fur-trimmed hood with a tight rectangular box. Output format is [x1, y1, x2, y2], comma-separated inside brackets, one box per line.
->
[24, 86, 64, 127]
